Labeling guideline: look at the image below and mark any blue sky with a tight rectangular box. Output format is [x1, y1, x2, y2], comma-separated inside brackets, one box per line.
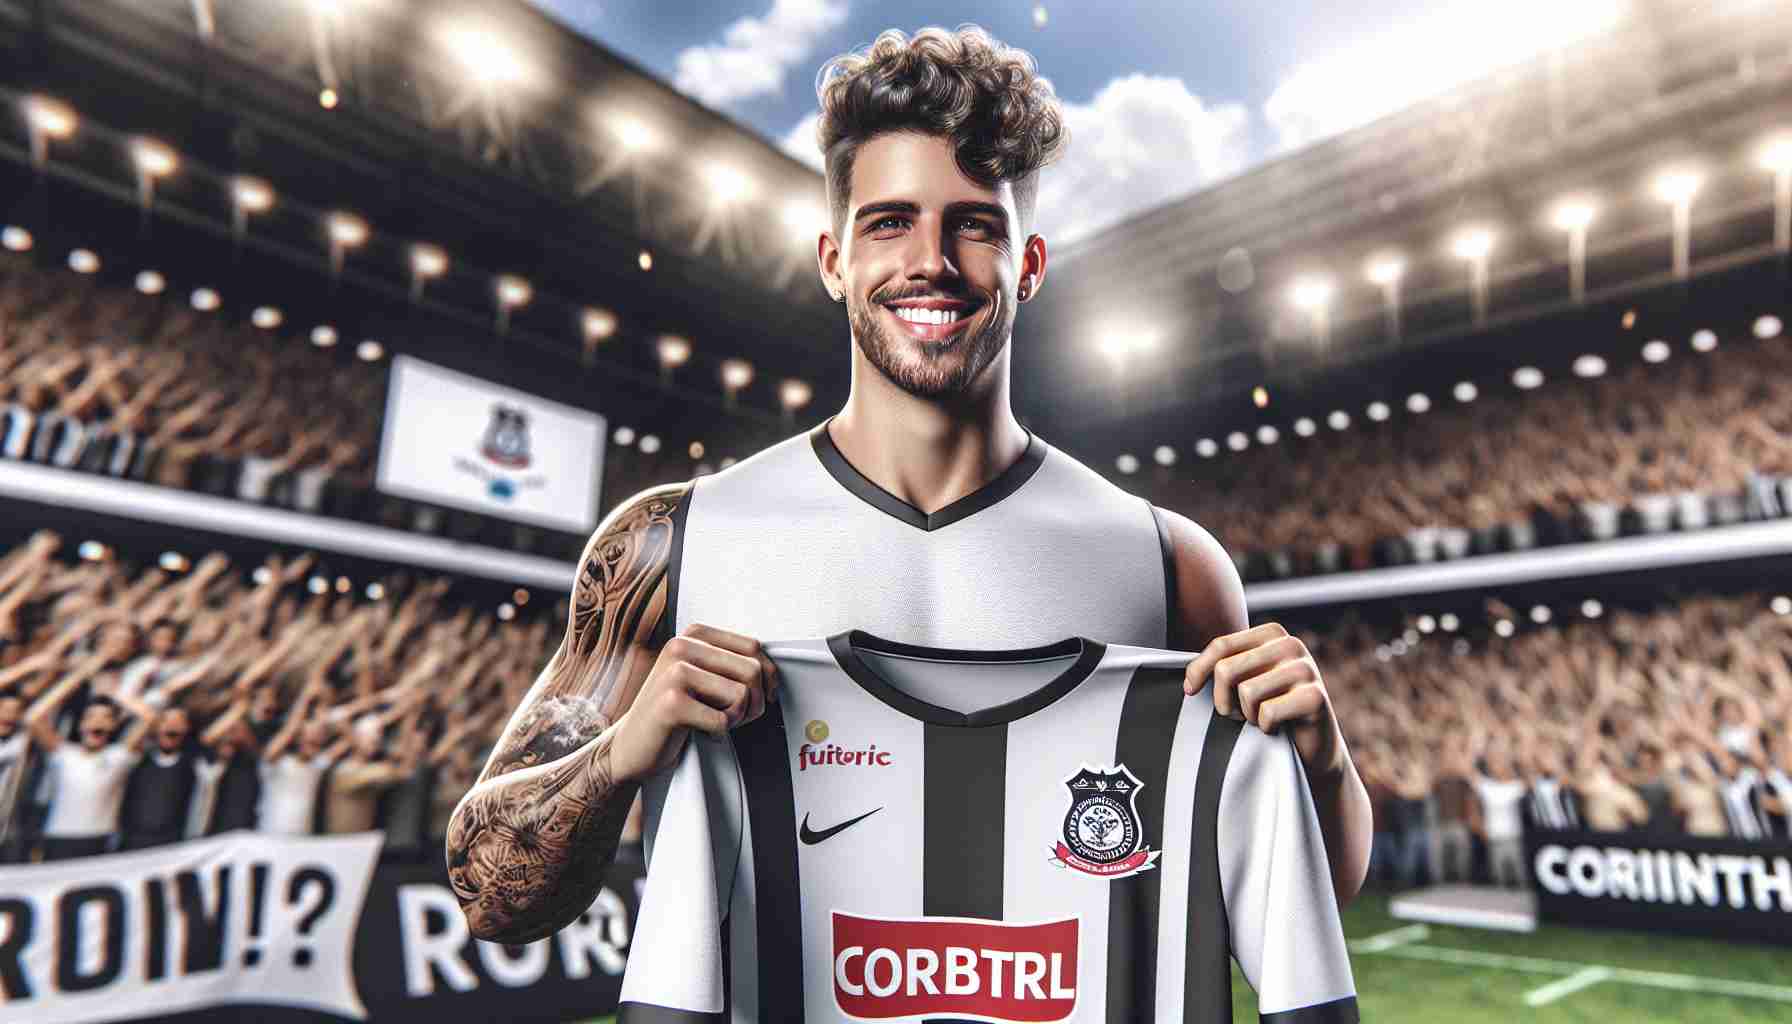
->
[529, 0, 1627, 246]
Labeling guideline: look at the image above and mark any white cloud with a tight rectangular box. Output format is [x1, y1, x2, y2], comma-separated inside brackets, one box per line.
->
[673, 0, 848, 109]
[1264, 0, 1626, 154]
[1033, 74, 1251, 247]
[779, 109, 825, 171]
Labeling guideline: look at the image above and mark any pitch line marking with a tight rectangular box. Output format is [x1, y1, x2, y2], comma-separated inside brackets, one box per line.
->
[1524, 966, 1611, 1006]
[1359, 943, 1792, 1005]
[1348, 923, 1429, 954]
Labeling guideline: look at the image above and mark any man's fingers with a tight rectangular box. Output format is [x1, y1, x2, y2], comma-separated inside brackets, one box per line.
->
[663, 631, 762, 684]
[678, 663, 753, 726]
[671, 693, 730, 736]
[1256, 679, 1326, 735]
[1183, 622, 1289, 696]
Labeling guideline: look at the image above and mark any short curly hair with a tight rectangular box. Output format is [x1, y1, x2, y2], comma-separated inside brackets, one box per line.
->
[814, 25, 1069, 242]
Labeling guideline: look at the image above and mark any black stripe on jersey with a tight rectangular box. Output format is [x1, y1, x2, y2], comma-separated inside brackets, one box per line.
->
[648, 480, 693, 649]
[924, 721, 1008, 1024]
[616, 1002, 721, 1023]
[1259, 994, 1362, 1023]
[1150, 502, 1178, 649]
[1106, 667, 1188, 1023]
[732, 713, 803, 1021]
[1186, 712, 1244, 1022]
[810, 416, 1046, 532]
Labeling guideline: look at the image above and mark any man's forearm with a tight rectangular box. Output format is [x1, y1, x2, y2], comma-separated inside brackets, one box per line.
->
[445, 726, 640, 944]
[1309, 756, 1373, 907]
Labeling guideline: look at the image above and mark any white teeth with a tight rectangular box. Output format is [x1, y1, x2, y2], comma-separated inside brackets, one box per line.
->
[891, 306, 962, 326]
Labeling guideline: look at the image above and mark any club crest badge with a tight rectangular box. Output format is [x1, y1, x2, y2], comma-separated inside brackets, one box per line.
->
[480, 404, 532, 469]
[1049, 763, 1158, 879]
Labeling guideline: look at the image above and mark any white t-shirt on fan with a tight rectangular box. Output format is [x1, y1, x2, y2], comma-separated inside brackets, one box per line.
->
[256, 754, 332, 835]
[42, 745, 137, 838]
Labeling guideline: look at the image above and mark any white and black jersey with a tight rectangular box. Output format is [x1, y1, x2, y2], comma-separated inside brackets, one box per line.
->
[1530, 776, 1580, 831]
[1719, 768, 1769, 840]
[618, 631, 1358, 1023]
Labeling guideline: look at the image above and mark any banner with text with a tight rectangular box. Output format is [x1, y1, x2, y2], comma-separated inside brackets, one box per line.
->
[1527, 828, 1792, 946]
[376, 355, 606, 533]
[0, 831, 645, 1024]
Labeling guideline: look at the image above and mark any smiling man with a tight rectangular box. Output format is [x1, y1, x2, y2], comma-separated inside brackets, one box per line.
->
[446, 24, 1370, 1007]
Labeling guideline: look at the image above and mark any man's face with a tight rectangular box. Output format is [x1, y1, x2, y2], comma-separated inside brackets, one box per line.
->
[0, 696, 22, 736]
[148, 626, 180, 657]
[79, 705, 117, 750]
[250, 687, 278, 721]
[155, 708, 189, 753]
[100, 624, 137, 662]
[826, 131, 1037, 401]
[299, 721, 331, 758]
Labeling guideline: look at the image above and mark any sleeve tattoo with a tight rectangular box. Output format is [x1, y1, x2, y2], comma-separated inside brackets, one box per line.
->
[445, 482, 685, 942]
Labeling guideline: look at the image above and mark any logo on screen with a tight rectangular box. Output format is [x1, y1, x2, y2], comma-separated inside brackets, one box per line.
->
[481, 404, 532, 469]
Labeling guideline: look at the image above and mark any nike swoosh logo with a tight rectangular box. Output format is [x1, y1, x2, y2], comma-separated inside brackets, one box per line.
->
[799, 807, 882, 845]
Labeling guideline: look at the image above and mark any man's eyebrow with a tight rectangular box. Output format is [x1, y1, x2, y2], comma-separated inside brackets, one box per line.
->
[852, 200, 1009, 224]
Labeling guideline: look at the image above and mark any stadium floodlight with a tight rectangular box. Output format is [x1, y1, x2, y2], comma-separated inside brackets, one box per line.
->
[1153, 444, 1177, 467]
[1406, 392, 1430, 414]
[1773, 595, 1792, 616]
[1439, 612, 1459, 632]
[1756, 315, 1784, 339]
[410, 243, 448, 302]
[705, 163, 754, 205]
[1651, 168, 1702, 279]
[638, 249, 653, 271]
[67, 248, 99, 274]
[1256, 425, 1279, 445]
[719, 358, 755, 409]
[310, 325, 338, 348]
[2, 226, 33, 253]
[1453, 380, 1478, 403]
[1450, 226, 1495, 326]
[189, 287, 220, 312]
[1252, 385, 1269, 409]
[326, 211, 368, 281]
[1417, 615, 1436, 634]
[1512, 366, 1544, 389]
[1641, 339, 1670, 363]
[1581, 599, 1603, 619]
[1226, 431, 1248, 452]
[1034, 5, 1048, 27]
[1758, 134, 1792, 253]
[22, 95, 76, 169]
[1573, 354, 1607, 378]
[1195, 438, 1218, 458]
[1530, 604, 1552, 624]
[1365, 253, 1405, 341]
[134, 271, 165, 295]
[1115, 454, 1139, 475]
[319, 88, 338, 110]
[1289, 275, 1334, 346]
[131, 138, 178, 179]
[494, 274, 532, 336]
[779, 377, 813, 415]
[1366, 401, 1390, 422]
[439, 23, 534, 89]
[783, 199, 826, 242]
[231, 176, 274, 244]
[610, 115, 660, 153]
[639, 434, 661, 455]
[1327, 410, 1350, 431]
[1690, 328, 1717, 353]
[1550, 197, 1598, 304]
[656, 334, 692, 385]
[356, 340, 384, 362]
[613, 425, 636, 446]
[582, 308, 618, 362]
[1293, 417, 1316, 437]
[251, 306, 283, 330]
[1493, 618, 1515, 638]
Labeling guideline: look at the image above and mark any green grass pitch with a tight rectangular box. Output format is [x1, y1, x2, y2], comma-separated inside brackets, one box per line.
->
[585, 889, 1792, 1022]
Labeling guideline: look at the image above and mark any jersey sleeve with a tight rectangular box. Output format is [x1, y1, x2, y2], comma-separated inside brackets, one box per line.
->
[1217, 725, 1358, 1022]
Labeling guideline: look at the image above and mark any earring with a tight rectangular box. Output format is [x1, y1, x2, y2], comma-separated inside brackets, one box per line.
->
[830, 289, 843, 302]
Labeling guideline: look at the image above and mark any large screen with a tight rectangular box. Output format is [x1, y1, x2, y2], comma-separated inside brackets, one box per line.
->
[376, 355, 605, 534]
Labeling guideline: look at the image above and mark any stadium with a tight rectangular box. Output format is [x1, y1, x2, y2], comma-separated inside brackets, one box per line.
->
[1, 0, 1790, 1021]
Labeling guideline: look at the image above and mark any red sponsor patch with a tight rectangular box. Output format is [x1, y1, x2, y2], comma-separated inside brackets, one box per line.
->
[832, 912, 1079, 1022]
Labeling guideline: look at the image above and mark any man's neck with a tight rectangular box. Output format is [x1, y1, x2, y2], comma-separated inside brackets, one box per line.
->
[830, 361, 1028, 517]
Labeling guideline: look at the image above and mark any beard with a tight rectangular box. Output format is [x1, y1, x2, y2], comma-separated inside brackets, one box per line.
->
[849, 292, 1011, 400]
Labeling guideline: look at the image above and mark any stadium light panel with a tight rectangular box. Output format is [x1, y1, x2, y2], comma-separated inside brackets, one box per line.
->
[613, 426, 636, 446]
[439, 23, 535, 89]
[251, 307, 283, 329]
[1512, 366, 1544, 389]
[411, 243, 448, 278]
[1290, 275, 1334, 311]
[688, 441, 705, 460]
[1366, 401, 1390, 422]
[638, 249, 653, 271]
[1115, 454, 1139, 475]
[311, 325, 339, 348]
[233, 177, 275, 213]
[1293, 417, 1316, 437]
[1256, 425, 1279, 445]
[190, 287, 220, 312]
[1651, 168, 1702, 205]
[1450, 227, 1494, 261]
[135, 271, 165, 295]
[783, 199, 826, 241]
[1365, 254, 1404, 285]
[656, 334, 692, 369]
[356, 340, 384, 362]
[1, 226, 32, 252]
[1773, 596, 1791, 616]
[1690, 328, 1717, 352]
[1153, 445, 1177, 467]
[23, 95, 77, 138]
[611, 115, 660, 153]
[1439, 613, 1459, 632]
[496, 274, 533, 308]
[1406, 393, 1430, 414]
[1581, 599, 1604, 619]
[328, 212, 369, 248]
[1573, 354, 1607, 378]
[1550, 197, 1597, 231]
[1226, 431, 1249, 452]
[1417, 615, 1436, 634]
[639, 434, 661, 455]
[319, 88, 339, 110]
[1252, 386, 1269, 408]
[1195, 438, 1218, 458]
[1494, 618, 1515, 637]
[1530, 604, 1552, 624]
[719, 357, 755, 392]
[582, 307, 618, 342]
[1759, 135, 1792, 174]
[705, 163, 754, 205]
[1755, 315, 1783, 339]
[68, 249, 99, 274]
[131, 138, 178, 179]
[779, 378, 813, 411]
[1453, 381, 1478, 403]
[1327, 410, 1350, 431]
[1641, 339, 1670, 363]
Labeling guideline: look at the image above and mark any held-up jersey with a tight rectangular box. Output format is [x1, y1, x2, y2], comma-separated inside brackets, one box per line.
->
[618, 630, 1358, 1023]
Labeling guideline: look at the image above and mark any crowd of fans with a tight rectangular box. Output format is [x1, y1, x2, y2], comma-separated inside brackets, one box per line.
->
[0, 259, 715, 561]
[1134, 324, 1792, 580]
[0, 528, 570, 863]
[1310, 589, 1792, 890]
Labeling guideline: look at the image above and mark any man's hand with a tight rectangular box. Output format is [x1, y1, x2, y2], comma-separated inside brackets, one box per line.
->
[607, 623, 779, 784]
[1183, 622, 1343, 777]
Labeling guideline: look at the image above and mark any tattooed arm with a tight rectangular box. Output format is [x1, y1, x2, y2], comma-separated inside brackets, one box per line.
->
[445, 483, 779, 944]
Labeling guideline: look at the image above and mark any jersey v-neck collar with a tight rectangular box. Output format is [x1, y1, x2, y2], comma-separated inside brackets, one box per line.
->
[826, 628, 1107, 728]
[808, 415, 1046, 532]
